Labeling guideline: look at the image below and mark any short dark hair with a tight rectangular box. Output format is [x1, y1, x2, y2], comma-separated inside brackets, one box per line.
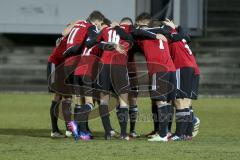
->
[88, 10, 105, 22]
[149, 19, 163, 27]
[136, 12, 151, 22]
[120, 17, 133, 25]
[102, 18, 111, 27]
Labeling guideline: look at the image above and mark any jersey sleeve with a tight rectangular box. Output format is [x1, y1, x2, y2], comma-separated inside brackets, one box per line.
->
[131, 27, 157, 39]
[115, 26, 134, 43]
[176, 26, 191, 43]
[167, 26, 191, 43]
[85, 25, 99, 48]
[98, 42, 116, 51]
[144, 25, 172, 35]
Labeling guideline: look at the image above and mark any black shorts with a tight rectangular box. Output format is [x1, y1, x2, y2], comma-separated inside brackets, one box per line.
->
[64, 66, 75, 85]
[96, 64, 130, 95]
[73, 75, 94, 96]
[176, 67, 199, 99]
[149, 71, 176, 101]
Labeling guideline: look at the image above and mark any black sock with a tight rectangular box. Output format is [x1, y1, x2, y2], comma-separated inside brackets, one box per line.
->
[62, 99, 72, 126]
[50, 101, 60, 132]
[175, 108, 191, 137]
[74, 103, 93, 133]
[152, 104, 159, 132]
[117, 107, 129, 137]
[73, 105, 80, 130]
[86, 121, 90, 132]
[129, 105, 138, 132]
[168, 105, 174, 133]
[158, 105, 170, 137]
[99, 105, 112, 135]
[74, 105, 83, 131]
[186, 106, 194, 136]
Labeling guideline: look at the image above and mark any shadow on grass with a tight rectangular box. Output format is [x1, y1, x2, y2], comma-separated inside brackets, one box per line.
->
[0, 128, 51, 138]
[0, 128, 108, 140]
[0, 128, 149, 141]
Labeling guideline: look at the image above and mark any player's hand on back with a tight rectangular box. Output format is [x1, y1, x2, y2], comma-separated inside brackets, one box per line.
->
[163, 19, 176, 29]
[156, 34, 167, 42]
[116, 43, 126, 55]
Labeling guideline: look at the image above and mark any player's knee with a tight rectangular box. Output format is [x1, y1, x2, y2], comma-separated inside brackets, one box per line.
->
[53, 94, 62, 102]
[85, 96, 94, 104]
[63, 96, 72, 102]
[100, 94, 109, 105]
[155, 101, 170, 107]
[119, 95, 129, 107]
[75, 95, 85, 105]
[100, 99, 108, 106]
[174, 98, 191, 109]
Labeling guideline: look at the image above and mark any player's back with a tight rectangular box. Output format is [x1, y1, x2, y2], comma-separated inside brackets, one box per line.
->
[140, 39, 175, 74]
[64, 20, 93, 67]
[169, 39, 200, 75]
[99, 26, 131, 65]
[74, 45, 101, 79]
[66, 20, 92, 49]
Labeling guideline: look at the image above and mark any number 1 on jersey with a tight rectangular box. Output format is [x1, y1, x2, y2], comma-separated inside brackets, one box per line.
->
[159, 40, 164, 49]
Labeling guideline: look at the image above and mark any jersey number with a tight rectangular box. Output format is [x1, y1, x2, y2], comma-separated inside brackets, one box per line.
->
[159, 40, 164, 49]
[67, 28, 79, 44]
[184, 44, 192, 55]
[108, 30, 120, 44]
[182, 39, 192, 55]
[82, 47, 92, 56]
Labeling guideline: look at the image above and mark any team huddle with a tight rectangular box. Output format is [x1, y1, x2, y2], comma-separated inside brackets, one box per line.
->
[47, 11, 200, 142]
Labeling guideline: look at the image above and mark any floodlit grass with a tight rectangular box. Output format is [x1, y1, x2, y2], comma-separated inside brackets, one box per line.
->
[0, 93, 240, 160]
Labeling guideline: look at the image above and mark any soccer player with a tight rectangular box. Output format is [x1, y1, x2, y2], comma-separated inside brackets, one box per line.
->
[143, 19, 201, 140]
[71, 18, 118, 141]
[62, 11, 105, 140]
[92, 17, 161, 140]
[47, 22, 75, 138]
[93, 20, 134, 140]
[134, 13, 166, 138]
[116, 17, 163, 138]
[117, 15, 173, 139]
[163, 20, 200, 141]
[135, 13, 177, 142]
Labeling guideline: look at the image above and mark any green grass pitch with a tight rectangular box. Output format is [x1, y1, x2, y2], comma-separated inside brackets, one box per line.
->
[0, 93, 240, 160]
